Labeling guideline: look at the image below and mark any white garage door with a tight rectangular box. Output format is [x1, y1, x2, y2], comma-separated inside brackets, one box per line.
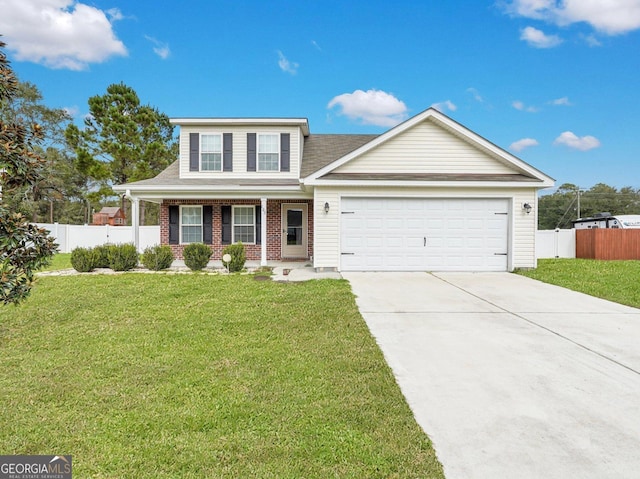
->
[340, 198, 509, 272]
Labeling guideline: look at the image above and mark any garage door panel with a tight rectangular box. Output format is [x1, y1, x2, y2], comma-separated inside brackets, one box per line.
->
[407, 218, 424, 229]
[365, 217, 383, 229]
[406, 236, 425, 248]
[366, 237, 383, 248]
[368, 199, 385, 209]
[467, 237, 484, 248]
[341, 198, 509, 271]
[386, 218, 404, 230]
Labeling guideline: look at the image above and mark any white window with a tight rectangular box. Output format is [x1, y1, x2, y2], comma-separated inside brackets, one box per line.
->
[233, 206, 255, 243]
[257, 134, 279, 171]
[201, 134, 222, 171]
[181, 206, 202, 243]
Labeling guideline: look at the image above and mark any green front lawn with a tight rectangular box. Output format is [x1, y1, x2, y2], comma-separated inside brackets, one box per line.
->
[517, 258, 640, 308]
[0, 274, 444, 478]
[39, 252, 72, 271]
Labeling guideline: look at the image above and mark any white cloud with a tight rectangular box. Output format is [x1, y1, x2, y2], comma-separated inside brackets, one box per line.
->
[106, 8, 124, 21]
[512, 100, 539, 112]
[466, 87, 484, 103]
[550, 96, 572, 106]
[553, 131, 601, 151]
[581, 33, 603, 46]
[504, 0, 640, 35]
[311, 40, 322, 51]
[510, 138, 539, 152]
[504, 0, 555, 18]
[0, 0, 127, 70]
[327, 89, 408, 127]
[145, 36, 170, 60]
[430, 100, 457, 112]
[277, 50, 298, 74]
[63, 105, 79, 117]
[520, 26, 563, 48]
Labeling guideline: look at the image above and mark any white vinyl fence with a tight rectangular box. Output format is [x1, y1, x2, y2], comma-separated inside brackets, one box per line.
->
[536, 229, 575, 259]
[36, 223, 160, 253]
[38, 223, 574, 259]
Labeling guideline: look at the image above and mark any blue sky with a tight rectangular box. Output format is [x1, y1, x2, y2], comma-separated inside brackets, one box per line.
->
[2, 0, 640, 190]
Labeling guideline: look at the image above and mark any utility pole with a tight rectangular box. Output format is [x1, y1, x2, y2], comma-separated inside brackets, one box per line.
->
[577, 188, 581, 219]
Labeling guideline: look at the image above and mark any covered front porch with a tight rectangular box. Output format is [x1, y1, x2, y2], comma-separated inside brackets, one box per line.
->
[127, 196, 314, 266]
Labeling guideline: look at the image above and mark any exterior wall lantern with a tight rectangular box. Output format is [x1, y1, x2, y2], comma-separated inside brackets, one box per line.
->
[523, 202, 532, 214]
[324, 202, 330, 214]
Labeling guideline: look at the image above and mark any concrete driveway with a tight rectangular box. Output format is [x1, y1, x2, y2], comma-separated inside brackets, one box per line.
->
[343, 272, 640, 479]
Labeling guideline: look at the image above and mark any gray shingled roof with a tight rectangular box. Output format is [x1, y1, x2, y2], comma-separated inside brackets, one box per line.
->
[300, 134, 378, 177]
[118, 161, 299, 188]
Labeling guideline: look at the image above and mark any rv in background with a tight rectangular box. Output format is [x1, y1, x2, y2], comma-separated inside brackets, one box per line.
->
[572, 212, 640, 229]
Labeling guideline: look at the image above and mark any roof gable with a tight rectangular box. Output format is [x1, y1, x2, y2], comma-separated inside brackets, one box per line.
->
[301, 134, 378, 177]
[305, 108, 554, 186]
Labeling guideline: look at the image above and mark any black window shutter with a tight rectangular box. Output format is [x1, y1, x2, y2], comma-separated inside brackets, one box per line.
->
[247, 133, 256, 172]
[280, 133, 290, 172]
[221, 205, 232, 245]
[168, 205, 179, 245]
[223, 133, 233, 172]
[189, 133, 199, 171]
[203, 205, 213, 244]
[255, 205, 262, 245]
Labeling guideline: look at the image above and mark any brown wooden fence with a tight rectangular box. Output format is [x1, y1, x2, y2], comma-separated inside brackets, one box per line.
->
[576, 229, 640, 260]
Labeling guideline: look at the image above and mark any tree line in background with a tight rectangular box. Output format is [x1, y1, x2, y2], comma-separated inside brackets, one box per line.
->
[0, 71, 177, 226]
[538, 183, 640, 229]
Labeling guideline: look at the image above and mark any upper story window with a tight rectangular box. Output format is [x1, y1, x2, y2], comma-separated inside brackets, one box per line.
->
[257, 134, 279, 171]
[201, 134, 222, 171]
[189, 132, 231, 172]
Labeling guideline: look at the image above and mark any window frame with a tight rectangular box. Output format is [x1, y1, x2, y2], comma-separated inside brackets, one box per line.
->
[257, 133, 280, 172]
[232, 205, 256, 244]
[200, 133, 223, 172]
[180, 205, 203, 244]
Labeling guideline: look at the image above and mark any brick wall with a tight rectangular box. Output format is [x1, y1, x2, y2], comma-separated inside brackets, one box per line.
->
[161, 199, 314, 261]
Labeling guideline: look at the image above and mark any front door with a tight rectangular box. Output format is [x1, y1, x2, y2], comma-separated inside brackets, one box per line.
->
[281, 203, 308, 258]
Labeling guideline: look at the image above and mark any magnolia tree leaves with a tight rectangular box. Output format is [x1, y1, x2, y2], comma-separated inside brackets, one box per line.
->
[0, 39, 57, 305]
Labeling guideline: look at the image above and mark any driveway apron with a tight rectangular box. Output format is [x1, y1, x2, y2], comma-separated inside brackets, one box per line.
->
[343, 272, 640, 479]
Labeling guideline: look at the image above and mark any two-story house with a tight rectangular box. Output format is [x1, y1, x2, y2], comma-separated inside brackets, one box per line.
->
[113, 108, 554, 272]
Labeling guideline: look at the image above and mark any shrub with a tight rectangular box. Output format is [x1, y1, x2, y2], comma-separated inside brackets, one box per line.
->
[222, 242, 246, 273]
[92, 244, 113, 268]
[141, 245, 174, 271]
[70, 247, 95, 273]
[183, 243, 212, 271]
[108, 243, 139, 271]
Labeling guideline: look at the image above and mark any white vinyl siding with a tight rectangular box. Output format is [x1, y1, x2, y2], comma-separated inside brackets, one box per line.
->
[233, 206, 255, 244]
[258, 134, 279, 171]
[179, 126, 301, 179]
[333, 120, 516, 175]
[201, 134, 222, 171]
[181, 206, 203, 244]
[313, 186, 538, 271]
